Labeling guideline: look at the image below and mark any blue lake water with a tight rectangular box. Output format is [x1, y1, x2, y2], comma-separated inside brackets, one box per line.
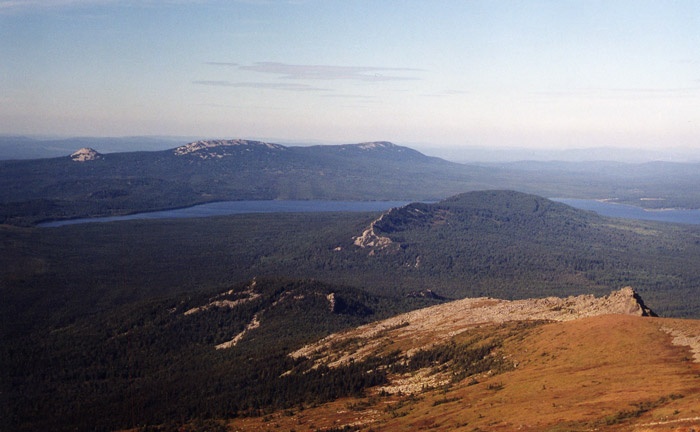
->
[38, 198, 700, 227]
[552, 198, 700, 225]
[38, 200, 413, 228]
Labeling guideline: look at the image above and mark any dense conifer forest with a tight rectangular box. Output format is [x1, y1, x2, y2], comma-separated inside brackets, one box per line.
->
[3, 191, 700, 430]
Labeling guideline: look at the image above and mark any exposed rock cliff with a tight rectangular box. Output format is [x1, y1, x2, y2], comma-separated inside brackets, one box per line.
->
[353, 212, 396, 250]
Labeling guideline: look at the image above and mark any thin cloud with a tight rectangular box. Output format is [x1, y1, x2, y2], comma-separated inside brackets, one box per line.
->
[0, 0, 208, 12]
[0, 0, 116, 11]
[443, 89, 471, 95]
[205, 62, 239, 67]
[321, 94, 376, 99]
[534, 87, 700, 99]
[193, 80, 329, 92]
[422, 89, 471, 98]
[239, 62, 422, 82]
[321, 94, 379, 105]
[607, 87, 700, 95]
[233, 0, 311, 4]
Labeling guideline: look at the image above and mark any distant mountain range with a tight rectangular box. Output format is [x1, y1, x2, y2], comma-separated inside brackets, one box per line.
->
[2, 138, 700, 225]
[3, 135, 698, 163]
[0, 139, 488, 225]
[0, 135, 191, 160]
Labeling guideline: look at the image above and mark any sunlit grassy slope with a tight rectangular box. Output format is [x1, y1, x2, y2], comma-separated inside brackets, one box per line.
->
[229, 314, 700, 432]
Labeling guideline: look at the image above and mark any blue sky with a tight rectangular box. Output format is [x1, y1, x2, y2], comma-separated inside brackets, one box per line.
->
[1, 0, 699, 151]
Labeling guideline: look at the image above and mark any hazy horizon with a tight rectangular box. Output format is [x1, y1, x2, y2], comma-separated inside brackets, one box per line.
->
[1, 133, 698, 163]
[1, 1, 699, 153]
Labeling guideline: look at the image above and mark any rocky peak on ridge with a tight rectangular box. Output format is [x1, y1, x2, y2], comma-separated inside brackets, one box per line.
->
[326, 141, 430, 161]
[70, 147, 102, 162]
[173, 139, 286, 159]
[356, 141, 398, 150]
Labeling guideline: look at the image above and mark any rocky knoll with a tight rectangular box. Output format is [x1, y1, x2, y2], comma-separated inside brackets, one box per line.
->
[292, 287, 655, 367]
[70, 147, 102, 162]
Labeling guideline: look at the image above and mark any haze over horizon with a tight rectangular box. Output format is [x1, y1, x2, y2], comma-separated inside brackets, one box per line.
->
[1, 0, 699, 155]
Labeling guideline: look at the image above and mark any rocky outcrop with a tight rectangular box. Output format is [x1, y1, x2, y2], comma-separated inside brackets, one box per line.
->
[353, 212, 395, 250]
[661, 326, 700, 363]
[291, 287, 655, 367]
[70, 147, 102, 162]
[357, 141, 397, 150]
[173, 139, 285, 159]
[352, 204, 449, 254]
[326, 293, 336, 312]
[184, 279, 260, 316]
[215, 314, 261, 350]
[405, 289, 447, 300]
[596, 286, 656, 317]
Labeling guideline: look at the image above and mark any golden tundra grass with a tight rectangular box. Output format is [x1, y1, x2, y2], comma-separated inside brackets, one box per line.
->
[228, 314, 700, 431]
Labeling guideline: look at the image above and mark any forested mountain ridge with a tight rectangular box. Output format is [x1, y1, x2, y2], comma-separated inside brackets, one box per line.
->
[3, 139, 700, 225]
[339, 191, 700, 317]
[0, 139, 492, 225]
[356, 190, 586, 252]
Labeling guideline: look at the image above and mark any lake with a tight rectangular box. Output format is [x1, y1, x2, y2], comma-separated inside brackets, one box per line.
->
[38, 198, 700, 227]
[38, 200, 413, 228]
[552, 198, 700, 225]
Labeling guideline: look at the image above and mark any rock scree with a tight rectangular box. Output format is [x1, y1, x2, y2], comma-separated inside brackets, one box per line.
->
[291, 287, 656, 366]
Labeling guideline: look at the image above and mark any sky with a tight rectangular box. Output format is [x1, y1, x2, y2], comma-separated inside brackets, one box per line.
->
[1, 0, 699, 152]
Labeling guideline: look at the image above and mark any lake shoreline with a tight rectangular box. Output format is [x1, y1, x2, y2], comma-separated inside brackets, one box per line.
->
[552, 198, 700, 225]
[38, 197, 700, 228]
[37, 200, 413, 228]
